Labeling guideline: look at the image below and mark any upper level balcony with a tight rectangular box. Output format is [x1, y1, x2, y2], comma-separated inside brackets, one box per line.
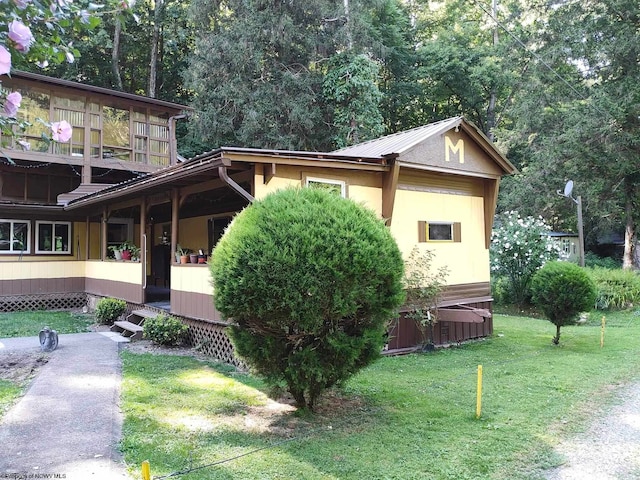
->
[1, 71, 189, 184]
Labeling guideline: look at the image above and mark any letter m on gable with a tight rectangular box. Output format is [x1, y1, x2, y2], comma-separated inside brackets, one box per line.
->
[445, 136, 464, 164]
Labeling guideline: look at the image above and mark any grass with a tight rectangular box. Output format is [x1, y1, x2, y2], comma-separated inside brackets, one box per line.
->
[0, 310, 95, 418]
[121, 310, 640, 479]
[0, 310, 95, 338]
[0, 379, 22, 417]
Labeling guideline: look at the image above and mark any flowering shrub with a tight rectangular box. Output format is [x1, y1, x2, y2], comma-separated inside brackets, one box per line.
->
[0, 0, 135, 150]
[490, 211, 563, 306]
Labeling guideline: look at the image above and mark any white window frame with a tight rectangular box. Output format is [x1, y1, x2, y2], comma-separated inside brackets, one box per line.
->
[0, 219, 31, 254]
[35, 221, 71, 254]
[305, 176, 347, 198]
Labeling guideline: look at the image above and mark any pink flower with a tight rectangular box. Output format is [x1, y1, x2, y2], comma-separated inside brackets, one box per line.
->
[0, 46, 11, 75]
[13, 0, 32, 8]
[51, 120, 73, 142]
[4, 91, 22, 117]
[8, 21, 34, 53]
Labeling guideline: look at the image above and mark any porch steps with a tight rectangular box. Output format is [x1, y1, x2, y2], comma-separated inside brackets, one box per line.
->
[110, 309, 159, 340]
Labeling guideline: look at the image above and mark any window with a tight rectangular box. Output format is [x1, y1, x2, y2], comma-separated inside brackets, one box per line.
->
[305, 176, 347, 197]
[0, 220, 30, 254]
[418, 221, 461, 243]
[208, 216, 233, 253]
[36, 221, 71, 254]
[562, 239, 571, 254]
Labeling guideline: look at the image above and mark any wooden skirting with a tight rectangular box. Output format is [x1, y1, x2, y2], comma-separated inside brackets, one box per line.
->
[85, 277, 143, 304]
[0, 277, 85, 296]
[171, 289, 222, 322]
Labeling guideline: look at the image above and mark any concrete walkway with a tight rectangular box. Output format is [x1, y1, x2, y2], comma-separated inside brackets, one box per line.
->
[0, 332, 131, 479]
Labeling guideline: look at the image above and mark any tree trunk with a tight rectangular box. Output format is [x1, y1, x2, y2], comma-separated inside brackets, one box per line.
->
[622, 180, 638, 270]
[112, 17, 123, 91]
[486, 0, 498, 140]
[553, 324, 561, 345]
[149, 0, 165, 98]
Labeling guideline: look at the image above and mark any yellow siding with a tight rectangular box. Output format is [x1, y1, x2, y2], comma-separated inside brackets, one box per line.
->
[254, 166, 382, 215]
[0, 261, 86, 280]
[391, 189, 489, 285]
[85, 260, 142, 283]
[178, 216, 209, 255]
[171, 265, 213, 295]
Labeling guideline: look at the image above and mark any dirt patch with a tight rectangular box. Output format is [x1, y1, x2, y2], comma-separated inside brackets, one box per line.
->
[0, 351, 49, 385]
[120, 339, 211, 361]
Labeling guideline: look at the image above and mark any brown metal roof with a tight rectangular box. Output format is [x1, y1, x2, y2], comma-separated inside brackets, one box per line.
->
[333, 116, 516, 174]
[333, 117, 463, 157]
[57, 183, 113, 207]
[12, 70, 191, 111]
[63, 147, 390, 211]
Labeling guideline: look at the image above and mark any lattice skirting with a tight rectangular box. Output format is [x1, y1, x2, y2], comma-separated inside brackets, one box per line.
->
[183, 318, 243, 367]
[0, 293, 87, 313]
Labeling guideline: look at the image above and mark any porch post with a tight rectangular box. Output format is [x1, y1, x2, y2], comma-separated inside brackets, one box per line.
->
[140, 197, 147, 289]
[171, 188, 179, 264]
[85, 216, 90, 260]
[101, 206, 108, 261]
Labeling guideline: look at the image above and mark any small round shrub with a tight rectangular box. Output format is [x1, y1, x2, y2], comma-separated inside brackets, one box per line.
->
[210, 187, 405, 410]
[143, 314, 188, 346]
[95, 298, 126, 325]
[531, 261, 596, 344]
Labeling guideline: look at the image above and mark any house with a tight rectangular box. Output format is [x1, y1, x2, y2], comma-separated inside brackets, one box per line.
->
[0, 70, 188, 309]
[0, 75, 516, 360]
[547, 232, 580, 263]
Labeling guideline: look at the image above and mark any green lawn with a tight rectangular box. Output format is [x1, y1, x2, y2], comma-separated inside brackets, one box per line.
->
[121, 311, 640, 479]
[0, 379, 22, 417]
[0, 310, 95, 338]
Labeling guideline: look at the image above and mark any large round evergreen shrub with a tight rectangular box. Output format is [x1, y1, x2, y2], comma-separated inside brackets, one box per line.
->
[531, 261, 596, 344]
[210, 187, 405, 410]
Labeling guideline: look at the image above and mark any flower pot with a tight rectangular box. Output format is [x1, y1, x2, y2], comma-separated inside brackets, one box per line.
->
[180, 255, 188, 264]
[121, 250, 132, 261]
[189, 254, 199, 264]
[198, 255, 207, 264]
[113, 249, 123, 260]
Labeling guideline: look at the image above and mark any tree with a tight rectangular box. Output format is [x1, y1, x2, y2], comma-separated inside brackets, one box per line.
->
[531, 261, 596, 345]
[322, 52, 384, 148]
[490, 211, 562, 306]
[210, 187, 405, 410]
[494, 1, 640, 268]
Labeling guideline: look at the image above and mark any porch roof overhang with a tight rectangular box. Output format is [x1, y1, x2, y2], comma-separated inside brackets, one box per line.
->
[63, 147, 391, 212]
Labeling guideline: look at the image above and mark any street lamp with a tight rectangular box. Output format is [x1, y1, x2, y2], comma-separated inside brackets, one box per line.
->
[557, 180, 585, 267]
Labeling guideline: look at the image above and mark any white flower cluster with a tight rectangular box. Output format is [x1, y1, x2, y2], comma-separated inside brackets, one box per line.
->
[490, 211, 563, 277]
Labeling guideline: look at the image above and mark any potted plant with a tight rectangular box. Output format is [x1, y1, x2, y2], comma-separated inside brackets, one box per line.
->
[120, 241, 135, 261]
[197, 248, 208, 264]
[108, 245, 123, 260]
[189, 250, 199, 264]
[176, 245, 189, 264]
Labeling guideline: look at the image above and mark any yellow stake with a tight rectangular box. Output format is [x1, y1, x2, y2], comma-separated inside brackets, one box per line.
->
[600, 316, 606, 348]
[476, 364, 483, 419]
[142, 460, 151, 480]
